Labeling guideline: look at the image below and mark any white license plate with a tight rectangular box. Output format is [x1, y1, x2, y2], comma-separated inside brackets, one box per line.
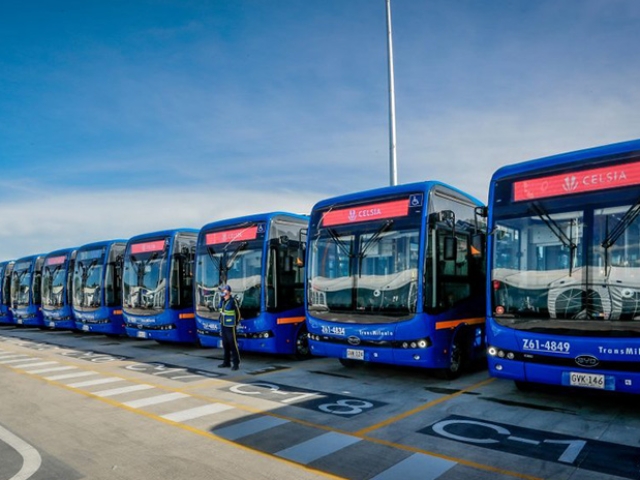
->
[82, 325, 89, 331]
[569, 372, 605, 389]
[346, 349, 364, 360]
[49, 322, 55, 328]
[136, 331, 147, 339]
[16, 319, 23, 324]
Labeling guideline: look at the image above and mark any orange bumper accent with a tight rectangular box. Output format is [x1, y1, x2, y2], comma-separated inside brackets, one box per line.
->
[276, 316, 306, 325]
[435, 317, 485, 330]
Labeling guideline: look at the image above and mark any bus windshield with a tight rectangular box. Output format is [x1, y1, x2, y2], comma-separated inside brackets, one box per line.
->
[123, 241, 168, 314]
[492, 200, 640, 335]
[308, 220, 420, 323]
[195, 238, 263, 320]
[42, 257, 68, 309]
[73, 249, 105, 311]
[11, 262, 32, 307]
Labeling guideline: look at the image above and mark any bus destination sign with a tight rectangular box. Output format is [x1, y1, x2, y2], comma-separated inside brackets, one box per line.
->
[321, 198, 410, 227]
[513, 159, 640, 202]
[44, 255, 67, 266]
[206, 226, 258, 246]
[131, 240, 166, 254]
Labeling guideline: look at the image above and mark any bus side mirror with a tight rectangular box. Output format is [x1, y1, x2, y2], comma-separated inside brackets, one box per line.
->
[444, 237, 457, 261]
[471, 233, 485, 258]
[295, 244, 306, 268]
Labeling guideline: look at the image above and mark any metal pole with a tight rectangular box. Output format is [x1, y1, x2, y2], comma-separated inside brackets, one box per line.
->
[386, 0, 398, 186]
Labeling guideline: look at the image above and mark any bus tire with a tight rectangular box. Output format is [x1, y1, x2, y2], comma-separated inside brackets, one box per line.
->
[436, 337, 465, 380]
[293, 328, 311, 360]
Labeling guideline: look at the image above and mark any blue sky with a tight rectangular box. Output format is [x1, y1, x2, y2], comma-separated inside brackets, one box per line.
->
[1, 0, 639, 259]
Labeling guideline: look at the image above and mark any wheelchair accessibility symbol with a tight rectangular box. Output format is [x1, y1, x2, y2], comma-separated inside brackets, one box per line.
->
[409, 194, 423, 207]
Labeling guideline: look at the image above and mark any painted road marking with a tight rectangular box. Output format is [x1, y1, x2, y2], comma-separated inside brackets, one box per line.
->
[0, 338, 542, 480]
[93, 384, 155, 397]
[161, 403, 233, 422]
[0, 357, 39, 364]
[276, 432, 360, 465]
[45, 371, 97, 381]
[26, 366, 78, 375]
[0, 423, 42, 480]
[67, 377, 123, 388]
[15, 361, 59, 369]
[123, 392, 189, 409]
[0, 354, 30, 360]
[214, 416, 290, 441]
[370, 453, 455, 480]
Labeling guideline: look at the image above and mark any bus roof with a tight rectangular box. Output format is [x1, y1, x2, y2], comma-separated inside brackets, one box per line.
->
[44, 247, 77, 258]
[311, 180, 484, 211]
[76, 239, 128, 251]
[491, 138, 640, 182]
[199, 211, 309, 233]
[14, 253, 46, 264]
[127, 228, 199, 244]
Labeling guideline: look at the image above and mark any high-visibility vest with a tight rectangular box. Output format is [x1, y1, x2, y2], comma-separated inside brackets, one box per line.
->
[220, 298, 239, 327]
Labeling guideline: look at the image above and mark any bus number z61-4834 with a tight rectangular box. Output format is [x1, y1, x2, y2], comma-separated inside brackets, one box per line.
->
[522, 339, 571, 354]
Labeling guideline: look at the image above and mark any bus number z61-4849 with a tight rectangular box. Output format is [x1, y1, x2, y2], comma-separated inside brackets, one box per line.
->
[522, 339, 571, 354]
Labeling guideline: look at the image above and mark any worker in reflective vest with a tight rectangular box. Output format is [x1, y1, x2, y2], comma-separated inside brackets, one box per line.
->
[218, 284, 240, 371]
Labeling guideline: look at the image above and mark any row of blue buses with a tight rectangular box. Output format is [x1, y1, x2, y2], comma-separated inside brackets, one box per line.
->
[0, 214, 313, 356]
[0, 183, 486, 378]
[3, 138, 640, 393]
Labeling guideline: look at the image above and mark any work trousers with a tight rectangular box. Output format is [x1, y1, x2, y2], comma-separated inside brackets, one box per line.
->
[221, 325, 240, 367]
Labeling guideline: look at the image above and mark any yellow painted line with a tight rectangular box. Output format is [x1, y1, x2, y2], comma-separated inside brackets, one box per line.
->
[435, 317, 485, 330]
[276, 316, 305, 325]
[356, 377, 496, 435]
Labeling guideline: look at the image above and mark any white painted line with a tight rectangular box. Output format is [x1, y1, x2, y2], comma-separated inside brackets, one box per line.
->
[0, 354, 30, 360]
[26, 366, 77, 375]
[123, 392, 189, 409]
[161, 403, 233, 422]
[371, 453, 456, 480]
[0, 423, 42, 480]
[0, 358, 38, 365]
[276, 432, 360, 465]
[45, 371, 97, 381]
[67, 377, 123, 388]
[16, 361, 59, 369]
[93, 384, 155, 398]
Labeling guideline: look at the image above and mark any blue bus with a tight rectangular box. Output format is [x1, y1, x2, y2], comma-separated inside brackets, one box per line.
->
[41, 248, 77, 330]
[306, 182, 486, 378]
[487, 139, 640, 393]
[195, 212, 309, 356]
[122, 229, 198, 343]
[72, 240, 127, 335]
[0, 261, 15, 324]
[10, 254, 46, 326]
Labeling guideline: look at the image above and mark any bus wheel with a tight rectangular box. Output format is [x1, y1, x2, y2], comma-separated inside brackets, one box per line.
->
[436, 338, 465, 380]
[294, 329, 311, 360]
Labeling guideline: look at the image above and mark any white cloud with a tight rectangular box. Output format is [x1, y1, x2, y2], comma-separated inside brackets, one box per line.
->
[0, 186, 320, 260]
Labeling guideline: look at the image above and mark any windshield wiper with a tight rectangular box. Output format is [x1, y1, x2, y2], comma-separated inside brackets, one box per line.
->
[358, 220, 394, 277]
[326, 228, 353, 259]
[601, 197, 640, 273]
[225, 241, 248, 271]
[601, 198, 640, 249]
[531, 203, 577, 275]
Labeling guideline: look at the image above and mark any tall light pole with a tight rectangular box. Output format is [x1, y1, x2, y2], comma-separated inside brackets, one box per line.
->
[386, 0, 398, 186]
